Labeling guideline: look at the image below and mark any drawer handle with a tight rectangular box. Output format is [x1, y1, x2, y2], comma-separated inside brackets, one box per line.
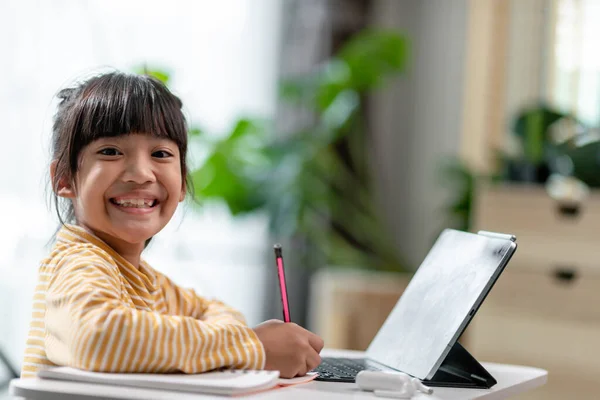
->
[556, 203, 580, 218]
[554, 268, 578, 284]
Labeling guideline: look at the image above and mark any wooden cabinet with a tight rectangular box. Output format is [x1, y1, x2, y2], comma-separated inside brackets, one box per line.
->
[308, 269, 411, 351]
[469, 184, 600, 400]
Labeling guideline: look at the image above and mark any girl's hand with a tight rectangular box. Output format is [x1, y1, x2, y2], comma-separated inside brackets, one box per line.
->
[253, 319, 324, 378]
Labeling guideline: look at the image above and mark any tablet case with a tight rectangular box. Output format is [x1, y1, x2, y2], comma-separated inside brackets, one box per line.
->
[423, 341, 496, 388]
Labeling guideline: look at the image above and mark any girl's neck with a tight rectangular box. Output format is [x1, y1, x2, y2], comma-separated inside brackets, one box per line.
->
[105, 240, 143, 268]
[79, 224, 144, 268]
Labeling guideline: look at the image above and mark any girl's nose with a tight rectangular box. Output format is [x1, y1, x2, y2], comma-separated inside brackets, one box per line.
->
[122, 157, 156, 184]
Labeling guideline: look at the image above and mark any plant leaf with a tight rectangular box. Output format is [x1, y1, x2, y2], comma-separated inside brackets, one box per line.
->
[189, 126, 204, 137]
[338, 29, 409, 90]
[131, 64, 171, 85]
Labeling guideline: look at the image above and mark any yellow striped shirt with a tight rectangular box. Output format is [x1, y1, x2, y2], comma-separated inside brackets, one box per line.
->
[21, 224, 265, 378]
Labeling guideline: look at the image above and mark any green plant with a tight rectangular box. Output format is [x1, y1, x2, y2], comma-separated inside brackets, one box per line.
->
[498, 104, 570, 183]
[440, 103, 600, 233]
[182, 29, 410, 272]
[552, 133, 600, 187]
[503, 103, 600, 187]
[513, 104, 569, 166]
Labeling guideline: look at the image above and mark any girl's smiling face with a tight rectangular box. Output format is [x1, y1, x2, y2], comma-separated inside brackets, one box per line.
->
[56, 133, 185, 260]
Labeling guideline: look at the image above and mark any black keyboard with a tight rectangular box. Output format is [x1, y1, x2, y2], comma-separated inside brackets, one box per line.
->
[313, 357, 385, 382]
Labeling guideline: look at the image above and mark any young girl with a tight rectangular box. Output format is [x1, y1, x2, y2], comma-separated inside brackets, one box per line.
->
[21, 71, 323, 379]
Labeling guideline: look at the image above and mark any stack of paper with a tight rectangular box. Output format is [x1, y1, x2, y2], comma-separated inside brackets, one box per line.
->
[37, 367, 317, 396]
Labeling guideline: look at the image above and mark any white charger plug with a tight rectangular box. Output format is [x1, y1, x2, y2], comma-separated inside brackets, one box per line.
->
[356, 370, 433, 399]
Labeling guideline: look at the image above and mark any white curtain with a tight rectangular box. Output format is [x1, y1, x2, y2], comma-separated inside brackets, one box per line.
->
[0, 0, 281, 368]
[551, 0, 600, 126]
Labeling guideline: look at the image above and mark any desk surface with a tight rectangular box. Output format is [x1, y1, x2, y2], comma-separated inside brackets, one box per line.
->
[9, 349, 547, 400]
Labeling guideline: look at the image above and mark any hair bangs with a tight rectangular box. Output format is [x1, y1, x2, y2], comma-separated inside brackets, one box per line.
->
[73, 73, 187, 147]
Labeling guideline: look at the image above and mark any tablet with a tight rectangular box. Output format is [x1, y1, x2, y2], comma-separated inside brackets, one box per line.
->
[365, 229, 517, 381]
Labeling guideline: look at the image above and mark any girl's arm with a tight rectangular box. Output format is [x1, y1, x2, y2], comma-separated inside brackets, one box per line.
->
[44, 252, 265, 373]
[155, 271, 248, 326]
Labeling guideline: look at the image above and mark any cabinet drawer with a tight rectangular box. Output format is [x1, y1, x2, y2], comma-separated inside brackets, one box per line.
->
[471, 313, 600, 400]
[468, 269, 600, 400]
[482, 269, 600, 323]
[473, 184, 600, 274]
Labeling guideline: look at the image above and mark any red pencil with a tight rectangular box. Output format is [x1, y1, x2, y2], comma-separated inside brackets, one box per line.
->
[273, 244, 291, 323]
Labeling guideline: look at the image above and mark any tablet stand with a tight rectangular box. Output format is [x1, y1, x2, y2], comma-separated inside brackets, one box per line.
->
[423, 341, 496, 389]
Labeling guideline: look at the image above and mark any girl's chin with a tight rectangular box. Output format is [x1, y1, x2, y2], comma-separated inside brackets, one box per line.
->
[78, 222, 161, 248]
[111, 225, 161, 244]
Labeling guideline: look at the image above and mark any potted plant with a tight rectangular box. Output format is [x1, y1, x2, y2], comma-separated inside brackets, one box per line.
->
[440, 103, 600, 233]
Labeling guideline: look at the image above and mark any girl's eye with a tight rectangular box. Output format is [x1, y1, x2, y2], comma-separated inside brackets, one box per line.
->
[152, 150, 173, 159]
[98, 148, 121, 156]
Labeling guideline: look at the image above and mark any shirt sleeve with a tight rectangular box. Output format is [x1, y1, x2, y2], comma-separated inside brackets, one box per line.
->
[156, 271, 249, 326]
[44, 249, 265, 374]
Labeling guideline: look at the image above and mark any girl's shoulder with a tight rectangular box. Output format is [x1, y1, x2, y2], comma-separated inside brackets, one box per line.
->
[39, 242, 123, 292]
[47, 240, 121, 276]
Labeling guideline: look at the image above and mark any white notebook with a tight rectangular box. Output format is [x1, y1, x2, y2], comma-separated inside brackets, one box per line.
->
[37, 367, 289, 396]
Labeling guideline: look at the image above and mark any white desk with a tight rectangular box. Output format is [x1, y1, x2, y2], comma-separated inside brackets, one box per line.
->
[9, 349, 547, 400]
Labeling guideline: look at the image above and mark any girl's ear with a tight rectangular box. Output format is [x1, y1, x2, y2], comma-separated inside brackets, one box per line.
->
[50, 160, 76, 198]
[179, 180, 186, 202]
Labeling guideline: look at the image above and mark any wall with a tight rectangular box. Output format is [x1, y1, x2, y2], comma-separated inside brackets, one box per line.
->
[369, 0, 469, 268]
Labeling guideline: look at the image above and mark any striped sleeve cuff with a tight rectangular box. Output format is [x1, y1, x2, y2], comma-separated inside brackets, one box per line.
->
[222, 324, 265, 371]
[243, 326, 266, 370]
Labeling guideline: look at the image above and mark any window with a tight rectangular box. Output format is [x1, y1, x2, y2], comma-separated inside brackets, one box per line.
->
[550, 0, 600, 125]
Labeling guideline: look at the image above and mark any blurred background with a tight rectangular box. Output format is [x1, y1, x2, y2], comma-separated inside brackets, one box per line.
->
[1, 0, 599, 399]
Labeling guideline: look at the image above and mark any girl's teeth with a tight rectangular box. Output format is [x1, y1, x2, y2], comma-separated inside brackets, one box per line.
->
[114, 199, 155, 208]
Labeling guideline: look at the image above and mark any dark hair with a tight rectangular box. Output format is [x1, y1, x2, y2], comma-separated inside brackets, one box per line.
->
[50, 70, 193, 239]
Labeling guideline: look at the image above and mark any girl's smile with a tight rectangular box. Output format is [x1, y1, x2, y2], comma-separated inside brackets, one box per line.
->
[109, 191, 161, 214]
